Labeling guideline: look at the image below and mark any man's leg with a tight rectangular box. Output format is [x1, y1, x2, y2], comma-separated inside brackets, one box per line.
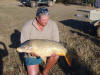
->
[43, 55, 59, 75]
[25, 57, 43, 75]
[27, 65, 39, 75]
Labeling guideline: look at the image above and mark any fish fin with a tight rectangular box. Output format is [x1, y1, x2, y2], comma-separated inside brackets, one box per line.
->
[64, 55, 71, 66]
[41, 56, 47, 63]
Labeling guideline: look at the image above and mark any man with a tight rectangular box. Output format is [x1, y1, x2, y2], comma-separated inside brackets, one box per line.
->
[21, 7, 59, 75]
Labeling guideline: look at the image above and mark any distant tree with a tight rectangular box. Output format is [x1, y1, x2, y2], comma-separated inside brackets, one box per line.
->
[56, 0, 65, 3]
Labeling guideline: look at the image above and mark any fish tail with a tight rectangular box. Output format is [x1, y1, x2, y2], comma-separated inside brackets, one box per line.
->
[64, 55, 71, 66]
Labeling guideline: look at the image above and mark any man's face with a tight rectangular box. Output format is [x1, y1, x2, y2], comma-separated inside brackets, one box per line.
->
[36, 15, 49, 26]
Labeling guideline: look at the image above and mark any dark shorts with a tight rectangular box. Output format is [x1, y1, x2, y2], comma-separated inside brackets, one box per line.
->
[25, 57, 43, 66]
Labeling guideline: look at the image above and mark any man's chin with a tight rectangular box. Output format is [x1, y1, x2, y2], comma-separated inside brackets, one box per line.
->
[42, 24, 47, 27]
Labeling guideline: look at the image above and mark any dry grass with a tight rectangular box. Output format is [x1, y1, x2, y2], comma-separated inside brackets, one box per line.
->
[0, 1, 100, 75]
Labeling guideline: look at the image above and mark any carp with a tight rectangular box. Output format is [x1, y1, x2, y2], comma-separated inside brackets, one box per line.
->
[17, 39, 71, 66]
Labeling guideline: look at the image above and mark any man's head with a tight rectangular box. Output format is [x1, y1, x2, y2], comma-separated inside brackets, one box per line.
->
[36, 7, 49, 26]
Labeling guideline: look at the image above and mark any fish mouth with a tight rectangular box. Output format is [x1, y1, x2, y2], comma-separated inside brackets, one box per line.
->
[16, 47, 32, 53]
[16, 48, 23, 52]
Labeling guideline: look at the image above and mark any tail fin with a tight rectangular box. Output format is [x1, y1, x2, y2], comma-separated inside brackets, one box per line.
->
[64, 55, 71, 66]
[56, 52, 71, 66]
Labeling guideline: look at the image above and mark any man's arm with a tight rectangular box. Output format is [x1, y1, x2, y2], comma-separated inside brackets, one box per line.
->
[21, 22, 32, 43]
[52, 22, 59, 42]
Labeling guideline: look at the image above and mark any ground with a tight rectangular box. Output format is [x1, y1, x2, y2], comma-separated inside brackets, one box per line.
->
[0, 0, 100, 75]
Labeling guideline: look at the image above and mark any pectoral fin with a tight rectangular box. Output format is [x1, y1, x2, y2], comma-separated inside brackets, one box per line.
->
[41, 56, 47, 63]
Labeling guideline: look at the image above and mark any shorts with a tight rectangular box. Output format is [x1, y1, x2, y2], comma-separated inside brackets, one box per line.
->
[25, 57, 43, 66]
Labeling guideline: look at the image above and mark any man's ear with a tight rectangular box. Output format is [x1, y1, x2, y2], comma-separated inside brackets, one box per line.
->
[36, 16, 38, 20]
[36, 16, 40, 22]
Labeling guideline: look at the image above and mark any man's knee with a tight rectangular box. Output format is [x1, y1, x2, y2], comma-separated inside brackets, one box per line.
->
[27, 65, 39, 75]
[50, 55, 59, 61]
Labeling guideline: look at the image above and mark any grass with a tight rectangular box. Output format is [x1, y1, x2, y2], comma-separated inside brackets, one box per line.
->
[0, 1, 100, 75]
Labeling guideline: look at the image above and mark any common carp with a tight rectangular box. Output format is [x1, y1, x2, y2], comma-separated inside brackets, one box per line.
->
[17, 39, 71, 66]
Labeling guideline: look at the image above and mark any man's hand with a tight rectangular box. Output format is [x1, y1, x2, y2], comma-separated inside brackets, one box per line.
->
[51, 53, 58, 57]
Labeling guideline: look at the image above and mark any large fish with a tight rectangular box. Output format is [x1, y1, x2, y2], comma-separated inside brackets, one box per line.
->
[17, 39, 71, 66]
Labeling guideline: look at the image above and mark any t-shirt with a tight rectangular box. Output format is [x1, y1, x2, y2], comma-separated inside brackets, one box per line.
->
[21, 19, 59, 43]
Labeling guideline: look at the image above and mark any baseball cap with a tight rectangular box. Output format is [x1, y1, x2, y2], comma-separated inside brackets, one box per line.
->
[36, 7, 49, 17]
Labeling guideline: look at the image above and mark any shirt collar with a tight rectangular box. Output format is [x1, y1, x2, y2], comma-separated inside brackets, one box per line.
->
[32, 18, 48, 31]
[32, 18, 40, 31]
